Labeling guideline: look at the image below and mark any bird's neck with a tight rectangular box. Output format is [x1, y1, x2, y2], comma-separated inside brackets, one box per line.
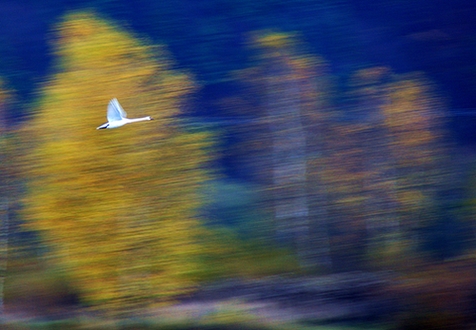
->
[127, 116, 151, 123]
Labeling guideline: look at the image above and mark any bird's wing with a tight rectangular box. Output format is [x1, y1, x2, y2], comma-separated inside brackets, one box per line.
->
[107, 98, 127, 122]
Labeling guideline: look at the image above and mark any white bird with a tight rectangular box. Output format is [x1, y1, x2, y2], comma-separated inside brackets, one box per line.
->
[97, 98, 153, 129]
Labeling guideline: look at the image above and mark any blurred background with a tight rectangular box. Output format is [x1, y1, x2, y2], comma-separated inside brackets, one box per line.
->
[0, 1, 475, 329]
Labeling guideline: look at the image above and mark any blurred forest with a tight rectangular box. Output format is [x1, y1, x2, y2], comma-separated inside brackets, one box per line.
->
[0, 0, 476, 327]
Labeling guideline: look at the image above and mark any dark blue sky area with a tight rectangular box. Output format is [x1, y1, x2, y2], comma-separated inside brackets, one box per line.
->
[0, 0, 474, 135]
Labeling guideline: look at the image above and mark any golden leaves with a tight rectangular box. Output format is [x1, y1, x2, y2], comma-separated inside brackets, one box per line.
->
[22, 11, 212, 313]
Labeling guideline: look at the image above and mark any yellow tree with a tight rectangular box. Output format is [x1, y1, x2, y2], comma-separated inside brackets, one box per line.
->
[21, 12, 212, 313]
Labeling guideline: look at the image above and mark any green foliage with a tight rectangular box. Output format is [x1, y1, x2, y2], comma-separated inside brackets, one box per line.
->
[197, 229, 302, 280]
[204, 179, 273, 240]
[20, 11, 213, 313]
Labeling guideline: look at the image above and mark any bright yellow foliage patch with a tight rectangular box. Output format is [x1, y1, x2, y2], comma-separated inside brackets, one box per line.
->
[21, 12, 211, 314]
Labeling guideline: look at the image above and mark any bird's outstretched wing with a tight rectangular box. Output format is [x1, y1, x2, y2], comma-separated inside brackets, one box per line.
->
[107, 98, 127, 122]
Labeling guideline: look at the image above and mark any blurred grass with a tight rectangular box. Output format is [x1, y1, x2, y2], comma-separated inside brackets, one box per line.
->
[1, 257, 389, 330]
[2, 257, 386, 329]
[3, 229, 302, 315]
[1, 318, 388, 330]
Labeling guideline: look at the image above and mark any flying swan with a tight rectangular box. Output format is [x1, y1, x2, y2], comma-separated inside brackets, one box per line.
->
[97, 98, 153, 129]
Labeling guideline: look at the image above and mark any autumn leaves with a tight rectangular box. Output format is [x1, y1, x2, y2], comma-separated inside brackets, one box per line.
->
[22, 12, 211, 313]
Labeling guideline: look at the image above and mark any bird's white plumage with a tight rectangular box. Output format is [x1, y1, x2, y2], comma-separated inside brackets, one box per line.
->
[107, 98, 127, 122]
[97, 98, 153, 130]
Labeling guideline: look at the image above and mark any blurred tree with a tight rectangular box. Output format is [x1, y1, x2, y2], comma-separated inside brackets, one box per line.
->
[381, 72, 449, 253]
[341, 68, 450, 268]
[0, 79, 13, 314]
[315, 67, 451, 270]
[345, 67, 401, 267]
[319, 121, 370, 271]
[233, 32, 333, 270]
[21, 12, 212, 314]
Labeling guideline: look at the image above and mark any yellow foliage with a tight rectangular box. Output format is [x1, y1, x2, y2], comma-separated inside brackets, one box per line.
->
[253, 31, 294, 50]
[21, 12, 212, 314]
